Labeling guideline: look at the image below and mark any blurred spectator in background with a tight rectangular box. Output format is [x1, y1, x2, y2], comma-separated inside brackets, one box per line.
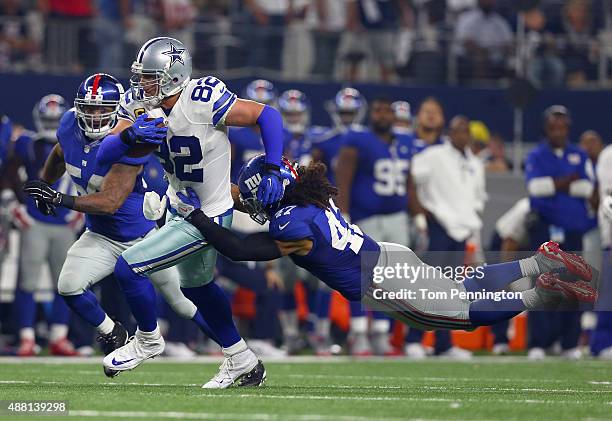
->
[486, 133, 512, 173]
[307, 0, 347, 78]
[283, 0, 311, 79]
[524, 5, 565, 87]
[95, 0, 132, 72]
[151, 0, 196, 52]
[524, 105, 596, 360]
[245, 0, 287, 71]
[39, 0, 96, 72]
[0, 0, 39, 70]
[341, 0, 413, 82]
[555, 0, 600, 87]
[579, 129, 604, 166]
[455, 0, 513, 79]
[401, 0, 448, 83]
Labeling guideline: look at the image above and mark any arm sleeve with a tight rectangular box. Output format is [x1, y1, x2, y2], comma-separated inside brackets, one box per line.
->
[256, 105, 284, 167]
[96, 133, 131, 167]
[568, 179, 594, 198]
[188, 210, 283, 261]
[410, 150, 432, 185]
[527, 177, 555, 197]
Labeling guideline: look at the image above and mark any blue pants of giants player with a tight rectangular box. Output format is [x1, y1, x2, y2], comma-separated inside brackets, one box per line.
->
[121, 210, 232, 286]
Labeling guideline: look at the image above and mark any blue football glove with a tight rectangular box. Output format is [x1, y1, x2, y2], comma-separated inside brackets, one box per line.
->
[120, 113, 167, 147]
[257, 165, 285, 207]
[175, 187, 201, 219]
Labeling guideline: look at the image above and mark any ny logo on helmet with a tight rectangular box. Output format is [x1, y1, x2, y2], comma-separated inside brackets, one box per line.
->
[244, 173, 262, 193]
[162, 43, 186, 66]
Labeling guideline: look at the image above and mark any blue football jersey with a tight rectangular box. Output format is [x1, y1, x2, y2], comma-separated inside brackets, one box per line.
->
[525, 142, 597, 233]
[343, 128, 413, 222]
[57, 110, 155, 241]
[228, 127, 292, 183]
[308, 126, 345, 183]
[269, 200, 380, 301]
[0, 115, 11, 170]
[411, 135, 444, 155]
[14, 133, 75, 225]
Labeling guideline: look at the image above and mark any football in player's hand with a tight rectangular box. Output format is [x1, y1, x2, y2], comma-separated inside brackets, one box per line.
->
[126, 117, 166, 158]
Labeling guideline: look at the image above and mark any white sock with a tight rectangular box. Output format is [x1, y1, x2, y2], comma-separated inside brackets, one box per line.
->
[96, 315, 115, 335]
[315, 318, 330, 338]
[222, 338, 248, 357]
[372, 319, 390, 334]
[279, 310, 299, 338]
[350, 316, 368, 334]
[49, 324, 68, 342]
[137, 325, 161, 339]
[20, 327, 35, 341]
[519, 257, 540, 277]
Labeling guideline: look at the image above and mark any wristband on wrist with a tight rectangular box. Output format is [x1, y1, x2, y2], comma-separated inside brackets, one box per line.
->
[119, 127, 136, 146]
[264, 163, 281, 173]
[58, 193, 76, 209]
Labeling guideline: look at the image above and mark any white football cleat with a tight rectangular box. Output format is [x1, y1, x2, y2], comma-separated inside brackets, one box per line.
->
[103, 328, 165, 374]
[202, 349, 265, 389]
[404, 343, 427, 360]
[439, 346, 472, 360]
[527, 347, 546, 361]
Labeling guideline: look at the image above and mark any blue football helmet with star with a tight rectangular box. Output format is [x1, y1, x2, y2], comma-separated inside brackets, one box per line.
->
[130, 37, 193, 106]
[238, 154, 299, 224]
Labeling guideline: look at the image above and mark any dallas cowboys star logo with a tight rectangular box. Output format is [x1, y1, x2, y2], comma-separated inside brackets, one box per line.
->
[162, 44, 185, 66]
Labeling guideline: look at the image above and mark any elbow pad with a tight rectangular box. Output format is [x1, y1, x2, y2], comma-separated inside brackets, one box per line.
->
[527, 177, 555, 197]
[569, 179, 594, 198]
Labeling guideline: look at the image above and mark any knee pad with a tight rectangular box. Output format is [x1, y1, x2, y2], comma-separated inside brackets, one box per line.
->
[167, 297, 197, 320]
[57, 272, 86, 296]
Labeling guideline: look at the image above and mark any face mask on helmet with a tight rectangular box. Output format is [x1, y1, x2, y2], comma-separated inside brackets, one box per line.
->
[33, 94, 66, 141]
[330, 88, 366, 130]
[245, 80, 277, 106]
[74, 74, 123, 141]
[131, 37, 193, 107]
[238, 155, 299, 225]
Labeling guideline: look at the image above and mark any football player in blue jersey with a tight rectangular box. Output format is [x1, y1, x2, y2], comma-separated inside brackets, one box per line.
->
[0, 114, 12, 293]
[310, 88, 366, 184]
[279, 89, 311, 165]
[7, 96, 82, 356]
[335, 96, 413, 355]
[175, 155, 598, 337]
[22, 74, 211, 372]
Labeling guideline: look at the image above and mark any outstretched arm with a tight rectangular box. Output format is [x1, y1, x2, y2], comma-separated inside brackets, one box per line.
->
[225, 99, 285, 206]
[188, 209, 285, 261]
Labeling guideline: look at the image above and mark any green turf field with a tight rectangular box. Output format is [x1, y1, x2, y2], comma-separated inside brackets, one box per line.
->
[0, 357, 610, 421]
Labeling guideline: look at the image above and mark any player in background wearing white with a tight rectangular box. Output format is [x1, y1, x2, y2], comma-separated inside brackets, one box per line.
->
[95, 37, 286, 388]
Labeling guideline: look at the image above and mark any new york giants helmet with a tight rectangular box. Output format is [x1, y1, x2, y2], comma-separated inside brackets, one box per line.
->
[74, 73, 124, 141]
[279, 89, 310, 135]
[33, 94, 67, 141]
[391, 101, 411, 122]
[245, 79, 277, 105]
[238, 154, 299, 224]
[131, 37, 192, 106]
[329, 87, 366, 128]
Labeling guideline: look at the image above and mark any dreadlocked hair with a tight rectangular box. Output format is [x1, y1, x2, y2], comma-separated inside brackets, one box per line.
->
[280, 161, 338, 209]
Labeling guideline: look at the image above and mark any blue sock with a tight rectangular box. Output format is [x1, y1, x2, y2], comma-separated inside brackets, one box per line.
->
[282, 290, 296, 311]
[463, 261, 523, 294]
[315, 290, 331, 319]
[349, 300, 366, 317]
[62, 291, 106, 327]
[49, 293, 71, 326]
[181, 282, 241, 348]
[14, 289, 36, 330]
[114, 256, 158, 332]
[191, 310, 221, 346]
[469, 298, 525, 326]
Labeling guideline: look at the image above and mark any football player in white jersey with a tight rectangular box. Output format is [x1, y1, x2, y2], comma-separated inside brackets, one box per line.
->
[96, 37, 286, 388]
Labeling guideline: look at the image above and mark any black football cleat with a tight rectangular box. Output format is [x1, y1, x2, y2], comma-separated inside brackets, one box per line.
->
[236, 360, 266, 387]
[97, 321, 128, 355]
[103, 366, 120, 378]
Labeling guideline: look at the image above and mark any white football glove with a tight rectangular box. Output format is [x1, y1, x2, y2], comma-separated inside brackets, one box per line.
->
[143, 191, 167, 221]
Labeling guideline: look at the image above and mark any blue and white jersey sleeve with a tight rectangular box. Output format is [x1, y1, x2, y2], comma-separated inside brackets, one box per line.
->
[269, 206, 314, 242]
[184, 77, 237, 128]
[117, 89, 146, 122]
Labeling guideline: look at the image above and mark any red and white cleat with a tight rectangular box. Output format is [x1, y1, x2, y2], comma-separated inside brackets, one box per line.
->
[536, 273, 598, 304]
[49, 338, 80, 356]
[16, 339, 38, 357]
[535, 241, 593, 282]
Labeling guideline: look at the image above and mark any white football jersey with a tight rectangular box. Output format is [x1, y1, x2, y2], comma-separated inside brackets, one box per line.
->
[119, 76, 237, 217]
